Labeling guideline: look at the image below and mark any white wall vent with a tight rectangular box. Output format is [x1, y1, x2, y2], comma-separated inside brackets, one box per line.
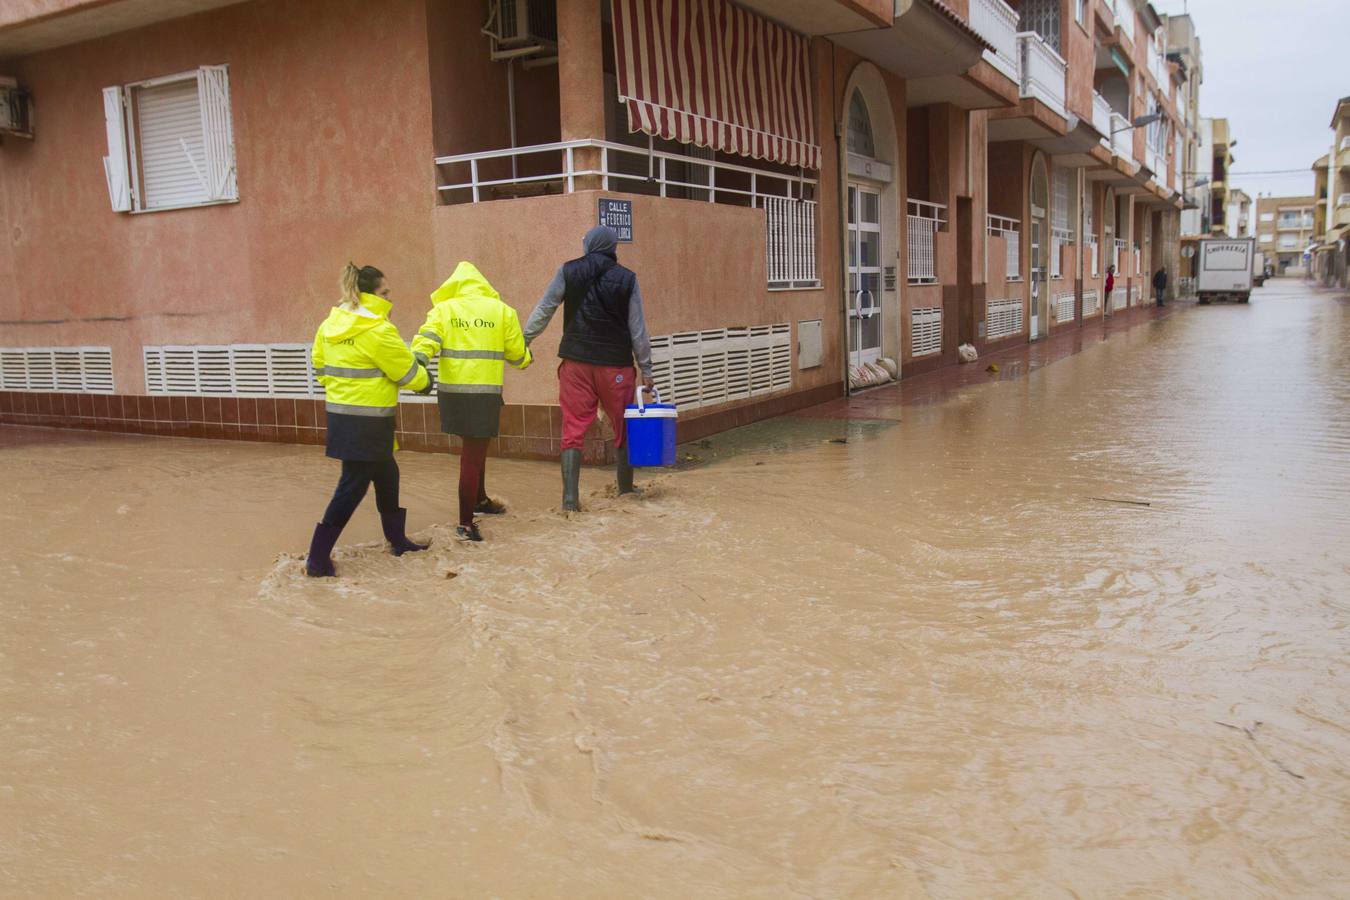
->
[986, 298, 1024, 340]
[143, 342, 431, 402]
[0, 347, 115, 392]
[1053, 291, 1076, 323]
[649, 324, 792, 411]
[1082, 289, 1100, 317]
[910, 307, 942, 357]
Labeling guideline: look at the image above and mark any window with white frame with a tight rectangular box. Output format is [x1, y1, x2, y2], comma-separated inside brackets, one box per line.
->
[1259, 212, 1274, 223]
[102, 66, 238, 213]
[1259, 234, 1273, 243]
[1278, 235, 1297, 249]
[1075, 0, 1085, 26]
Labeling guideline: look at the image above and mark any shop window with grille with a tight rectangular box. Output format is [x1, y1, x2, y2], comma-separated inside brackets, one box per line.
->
[647, 325, 792, 411]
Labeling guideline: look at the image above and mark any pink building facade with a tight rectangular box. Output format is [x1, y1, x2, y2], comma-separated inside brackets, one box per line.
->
[0, 0, 1189, 459]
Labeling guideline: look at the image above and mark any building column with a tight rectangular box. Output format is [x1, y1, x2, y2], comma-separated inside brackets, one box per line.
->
[558, 0, 606, 188]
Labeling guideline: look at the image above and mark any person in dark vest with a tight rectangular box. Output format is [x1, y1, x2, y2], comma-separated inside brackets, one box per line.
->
[523, 225, 653, 512]
[1152, 266, 1168, 306]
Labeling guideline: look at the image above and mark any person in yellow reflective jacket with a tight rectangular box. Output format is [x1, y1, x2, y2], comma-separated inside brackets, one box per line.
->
[305, 263, 432, 577]
[412, 261, 530, 542]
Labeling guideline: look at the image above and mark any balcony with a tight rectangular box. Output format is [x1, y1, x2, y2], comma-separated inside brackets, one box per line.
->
[1110, 113, 1134, 162]
[1113, 0, 1136, 43]
[1093, 92, 1112, 145]
[971, 0, 1020, 83]
[1017, 32, 1067, 118]
[1145, 145, 1163, 179]
[987, 214, 1021, 282]
[434, 139, 821, 290]
[1339, 193, 1350, 207]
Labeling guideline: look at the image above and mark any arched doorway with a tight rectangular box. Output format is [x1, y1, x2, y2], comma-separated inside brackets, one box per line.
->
[839, 64, 898, 389]
[1029, 153, 1051, 339]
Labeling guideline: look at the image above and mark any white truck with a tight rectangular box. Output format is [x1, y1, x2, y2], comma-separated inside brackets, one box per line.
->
[1196, 237, 1256, 304]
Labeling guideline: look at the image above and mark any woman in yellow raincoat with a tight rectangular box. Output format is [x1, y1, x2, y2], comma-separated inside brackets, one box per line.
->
[305, 263, 432, 576]
[412, 262, 530, 542]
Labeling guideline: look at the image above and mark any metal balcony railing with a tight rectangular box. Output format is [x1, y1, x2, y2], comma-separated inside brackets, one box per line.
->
[1018, 32, 1067, 118]
[908, 199, 946, 284]
[433, 139, 820, 289]
[971, 0, 1020, 82]
[988, 214, 1021, 282]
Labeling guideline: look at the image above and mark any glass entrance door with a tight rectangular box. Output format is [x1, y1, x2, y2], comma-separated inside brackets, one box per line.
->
[1030, 218, 1044, 339]
[848, 184, 883, 367]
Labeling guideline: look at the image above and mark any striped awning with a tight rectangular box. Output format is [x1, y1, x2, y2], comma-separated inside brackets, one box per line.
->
[611, 0, 821, 170]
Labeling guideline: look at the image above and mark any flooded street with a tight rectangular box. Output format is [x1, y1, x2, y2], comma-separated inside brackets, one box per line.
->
[3, 281, 1349, 896]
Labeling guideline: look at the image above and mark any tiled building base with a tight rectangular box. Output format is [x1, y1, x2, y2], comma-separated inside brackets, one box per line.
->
[0, 383, 846, 464]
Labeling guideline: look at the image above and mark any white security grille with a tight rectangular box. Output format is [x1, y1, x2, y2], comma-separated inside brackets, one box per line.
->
[907, 200, 945, 283]
[910, 307, 942, 357]
[1111, 289, 1128, 312]
[648, 324, 792, 411]
[0, 346, 115, 393]
[1053, 291, 1076, 323]
[1082, 289, 1100, 316]
[988, 214, 1021, 281]
[1088, 238, 1099, 276]
[1050, 227, 1072, 279]
[1129, 286, 1141, 307]
[762, 197, 820, 289]
[986, 298, 1024, 340]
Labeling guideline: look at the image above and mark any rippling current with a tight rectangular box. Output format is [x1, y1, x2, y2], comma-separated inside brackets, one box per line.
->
[2, 280, 1347, 896]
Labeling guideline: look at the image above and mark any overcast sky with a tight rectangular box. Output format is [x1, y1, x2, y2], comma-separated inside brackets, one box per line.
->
[1152, 0, 1344, 200]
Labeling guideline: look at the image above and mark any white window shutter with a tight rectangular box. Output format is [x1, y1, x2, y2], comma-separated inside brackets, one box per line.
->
[196, 65, 237, 202]
[102, 86, 132, 212]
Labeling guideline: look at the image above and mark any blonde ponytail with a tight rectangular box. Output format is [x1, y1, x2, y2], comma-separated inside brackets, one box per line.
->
[338, 262, 362, 312]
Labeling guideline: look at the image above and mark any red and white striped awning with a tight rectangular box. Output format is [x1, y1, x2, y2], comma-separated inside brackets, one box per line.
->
[611, 0, 821, 170]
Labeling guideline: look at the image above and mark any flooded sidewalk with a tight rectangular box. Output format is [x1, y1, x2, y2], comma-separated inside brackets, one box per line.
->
[3, 279, 1349, 896]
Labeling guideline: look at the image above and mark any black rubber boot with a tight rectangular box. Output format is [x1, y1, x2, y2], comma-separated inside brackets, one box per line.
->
[617, 454, 639, 496]
[561, 448, 582, 512]
[305, 522, 342, 577]
[381, 508, 430, 556]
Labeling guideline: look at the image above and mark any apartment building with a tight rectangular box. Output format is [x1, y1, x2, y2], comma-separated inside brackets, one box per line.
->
[1227, 188, 1251, 237]
[1312, 96, 1350, 289]
[1255, 196, 1316, 275]
[0, 0, 1192, 455]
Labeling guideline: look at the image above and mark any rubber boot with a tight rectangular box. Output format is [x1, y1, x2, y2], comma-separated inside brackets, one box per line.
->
[617, 454, 639, 496]
[561, 448, 582, 512]
[305, 522, 342, 578]
[381, 507, 430, 556]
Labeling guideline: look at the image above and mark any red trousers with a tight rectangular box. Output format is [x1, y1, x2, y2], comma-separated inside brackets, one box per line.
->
[558, 359, 636, 451]
[458, 437, 490, 526]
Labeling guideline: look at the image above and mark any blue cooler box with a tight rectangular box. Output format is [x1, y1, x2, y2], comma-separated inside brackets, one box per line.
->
[624, 388, 677, 467]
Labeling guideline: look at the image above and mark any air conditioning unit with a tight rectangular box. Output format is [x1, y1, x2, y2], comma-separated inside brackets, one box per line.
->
[484, 0, 557, 61]
[0, 76, 33, 139]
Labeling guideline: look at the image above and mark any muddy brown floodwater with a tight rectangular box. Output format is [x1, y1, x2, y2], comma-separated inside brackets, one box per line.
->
[3, 281, 1349, 897]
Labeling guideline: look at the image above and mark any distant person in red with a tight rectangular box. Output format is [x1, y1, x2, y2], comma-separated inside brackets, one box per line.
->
[1104, 265, 1116, 314]
[523, 226, 654, 512]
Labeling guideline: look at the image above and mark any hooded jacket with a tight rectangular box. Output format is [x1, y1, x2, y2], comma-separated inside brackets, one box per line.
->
[311, 292, 428, 416]
[311, 291, 428, 461]
[411, 262, 531, 395]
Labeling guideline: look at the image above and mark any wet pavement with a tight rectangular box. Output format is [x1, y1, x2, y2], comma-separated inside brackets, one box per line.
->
[2, 278, 1348, 896]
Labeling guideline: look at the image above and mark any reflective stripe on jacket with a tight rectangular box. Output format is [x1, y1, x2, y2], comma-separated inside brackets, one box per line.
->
[311, 292, 429, 416]
[411, 261, 531, 394]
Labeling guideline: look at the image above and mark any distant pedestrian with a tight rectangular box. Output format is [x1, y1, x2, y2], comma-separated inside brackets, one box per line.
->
[306, 263, 433, 577]
[1104, 265, 1116, 314]
[412, 262, 531, 543]
[1153, 266, 1168, 306]
[524, 225, 654, 512]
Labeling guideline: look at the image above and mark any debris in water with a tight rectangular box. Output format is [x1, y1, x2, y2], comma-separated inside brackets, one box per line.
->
[1091, 496, 1153, 507]
[986, 363, 1000, 373]
[443, 570, 459, 580]
[829, 437, 848, 444]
